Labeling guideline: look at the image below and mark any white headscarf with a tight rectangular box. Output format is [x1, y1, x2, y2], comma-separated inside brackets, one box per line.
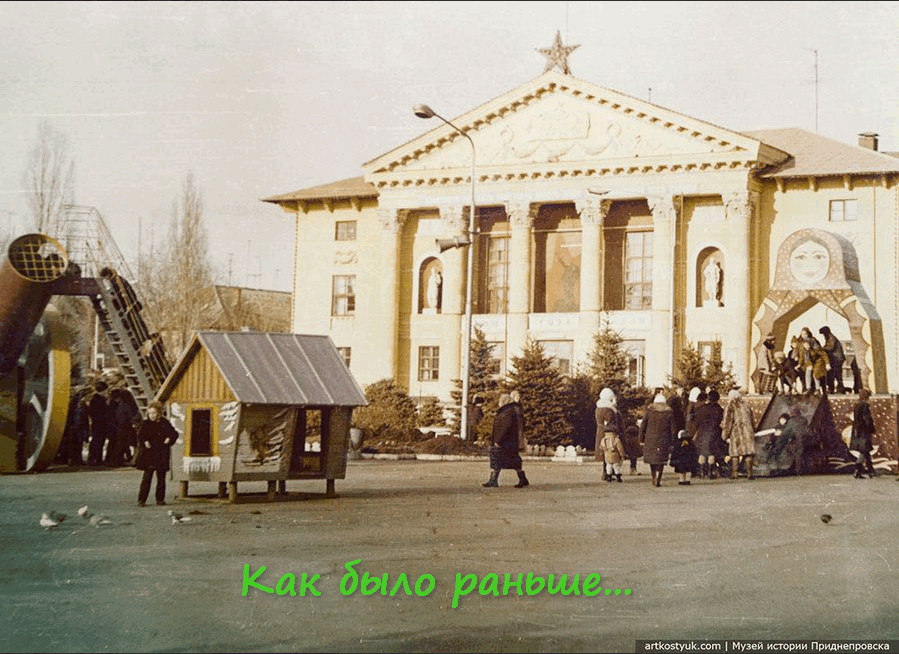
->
[688, 386, 702, 403]
[728, 388, 742, 402]
[596, 387, 617, 410]
[653, 393, 667, 404]
[498, 393, 512, 408]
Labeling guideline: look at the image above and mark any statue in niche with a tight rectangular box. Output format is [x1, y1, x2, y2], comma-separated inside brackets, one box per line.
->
[703, 259, 723, 307]
[426, 269, 442, 312]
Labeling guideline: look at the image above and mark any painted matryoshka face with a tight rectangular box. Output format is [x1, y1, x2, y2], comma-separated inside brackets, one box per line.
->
[789, 240, 830, 284]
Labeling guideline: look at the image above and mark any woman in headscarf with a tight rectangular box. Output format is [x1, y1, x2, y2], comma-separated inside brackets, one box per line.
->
[721, 388, 757, 480]
[638, 392, 676, 487]
[850, 388, 877, 479]
[482, 394, 529, 488]
[594, 387, 624, 478]
[692, 389, 725, 479]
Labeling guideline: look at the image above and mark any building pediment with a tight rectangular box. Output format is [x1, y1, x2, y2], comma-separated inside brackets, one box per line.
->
[364, 71, 787, 189]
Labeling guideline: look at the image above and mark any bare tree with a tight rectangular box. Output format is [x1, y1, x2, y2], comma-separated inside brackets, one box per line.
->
[140, 172, 216, 357]
[23, 121, 76, 234]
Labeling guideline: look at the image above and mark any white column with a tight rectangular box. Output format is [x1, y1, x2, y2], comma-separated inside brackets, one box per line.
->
[438, 204, 466, 394]
[648, 195, 678, 387]
[376, 208, 406, 381]
[575, 196, 610, 322]
[725, 191, 754, 388]
[505, 201, 536, 361]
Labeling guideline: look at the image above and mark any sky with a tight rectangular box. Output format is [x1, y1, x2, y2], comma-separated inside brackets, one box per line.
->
[1, 1, 897, 292]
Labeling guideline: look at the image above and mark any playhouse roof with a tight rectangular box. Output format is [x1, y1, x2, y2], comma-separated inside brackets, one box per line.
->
[156, 331, 368, 407]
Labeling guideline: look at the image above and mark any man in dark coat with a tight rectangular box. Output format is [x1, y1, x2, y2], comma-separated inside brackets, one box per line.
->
[108, 385, 140, 466]
[482, 394, 528, 488]
[819, 326, 846, 393]
[86, 380, 109, 467]
[850, 388, 877, 479]
[692, 389, 725, 479]
[639, 392, 676, 487]
[134, 401, 178, 506]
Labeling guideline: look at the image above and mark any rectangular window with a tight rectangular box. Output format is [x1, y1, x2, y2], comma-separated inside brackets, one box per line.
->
[418, 346, 439, 381]
[488, 341, 506, 376]
[189, 408, 212, 456]
[337, 347, 351, 368]
[539, 340, 573, 376]
[829, 199, 857, 222]
[486, 236, 509, 313]
[335, 220, 357, 240]
[331, 275, 355, 316]
[624, 231, 653, 310]
[622, 340, 646, 387]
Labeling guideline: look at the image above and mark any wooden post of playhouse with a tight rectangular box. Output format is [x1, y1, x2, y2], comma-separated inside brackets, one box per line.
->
[326, 479, 336, 497]
[179, 481, 189, 498]
[266, 480, 276, 501]
[227, 481, 237, 503]
[217, 482, 227, 498]
[277, 480, 286, 496]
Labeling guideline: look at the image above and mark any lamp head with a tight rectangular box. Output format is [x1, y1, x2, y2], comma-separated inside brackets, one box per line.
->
[413, 104, 436, 119]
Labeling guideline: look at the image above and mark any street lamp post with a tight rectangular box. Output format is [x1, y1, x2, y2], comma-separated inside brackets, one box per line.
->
[413, 104, 476, 442]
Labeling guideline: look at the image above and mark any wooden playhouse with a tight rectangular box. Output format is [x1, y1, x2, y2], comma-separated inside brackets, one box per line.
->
[156, 331, 367, 501]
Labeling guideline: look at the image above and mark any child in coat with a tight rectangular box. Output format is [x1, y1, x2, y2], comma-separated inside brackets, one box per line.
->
[599, 430, 627, 483]
[670, 429, 699, 485]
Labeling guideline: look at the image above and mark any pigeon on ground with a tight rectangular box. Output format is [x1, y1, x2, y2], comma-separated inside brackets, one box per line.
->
[49, 510, 67, 523]
[168, 510, 192, 525]
[821, 514, 833, 524]
[40, 513, 59, 530]
[77, 505, 93, 519]
[89, 514, 112, 527]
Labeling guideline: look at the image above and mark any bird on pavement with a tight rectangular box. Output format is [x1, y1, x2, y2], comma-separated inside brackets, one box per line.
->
[49, 510, 67, 523]
[820, 514, 833, 524]
[40, 513, 59, 530]
[77, 505, 93, 519]
[168, 510, 192, 525]
[89, 514, 112, 527]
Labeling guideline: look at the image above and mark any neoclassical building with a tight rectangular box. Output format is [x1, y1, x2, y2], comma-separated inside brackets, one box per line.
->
[264, 67, 899, 402]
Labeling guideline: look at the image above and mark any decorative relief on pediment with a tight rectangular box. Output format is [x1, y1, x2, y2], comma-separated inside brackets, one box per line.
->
[396, 93, 737, 173]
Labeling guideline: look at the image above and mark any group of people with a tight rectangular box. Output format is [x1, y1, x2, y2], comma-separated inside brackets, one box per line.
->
[56, 371, 142, 468]
[55, 369, 178, 506]
[765, 325, 859, 396]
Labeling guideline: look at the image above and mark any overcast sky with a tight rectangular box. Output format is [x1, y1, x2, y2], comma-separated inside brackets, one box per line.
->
[1, 1, 897, 292]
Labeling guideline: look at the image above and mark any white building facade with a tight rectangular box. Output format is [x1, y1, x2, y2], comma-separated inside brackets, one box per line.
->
[265, 70, 899, 401]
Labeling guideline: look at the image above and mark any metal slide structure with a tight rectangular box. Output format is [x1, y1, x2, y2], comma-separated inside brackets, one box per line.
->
[0, 206, 171, 471]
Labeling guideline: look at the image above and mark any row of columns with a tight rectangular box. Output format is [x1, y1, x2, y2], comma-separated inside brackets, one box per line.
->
[375, 190, 755, 389]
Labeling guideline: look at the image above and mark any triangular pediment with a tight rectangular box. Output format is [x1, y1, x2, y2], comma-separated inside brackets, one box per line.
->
[364, 71, 787, 186]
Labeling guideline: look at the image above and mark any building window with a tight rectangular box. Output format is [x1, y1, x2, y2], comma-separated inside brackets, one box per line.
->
[539, 340, 573, 376]
[829, 199, 857, 222]
[488, 341, 506, 376]
[337, 347, 351, 368]
[622, 340, 645, 387]
[624, 231, 653, 310]
[331, 275, 355, 316]
[486, 236, 509, 313]
[418, 346, 439, 381]
[335, 220, 357, 240]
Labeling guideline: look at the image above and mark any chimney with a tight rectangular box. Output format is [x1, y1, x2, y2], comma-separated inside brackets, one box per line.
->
[858, 132, 879, 151]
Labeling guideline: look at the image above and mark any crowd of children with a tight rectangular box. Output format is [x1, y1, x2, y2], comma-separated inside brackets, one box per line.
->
[764, 325, 861, 396]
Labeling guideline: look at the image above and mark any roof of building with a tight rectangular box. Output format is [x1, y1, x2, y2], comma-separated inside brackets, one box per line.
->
[745, 128, 899, 178]
[211, 285, 292, 333]
[157, 331, 367, 407]
[261, 176, 377, 204]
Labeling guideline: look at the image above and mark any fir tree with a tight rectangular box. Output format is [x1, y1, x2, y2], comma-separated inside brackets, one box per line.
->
[353, 378, 418, 441]
[449, 326, 502, 440]
[587, 313, 630, 397]
[704, 340, 738, 393]
[506, 339, 572, 447]
[669, 341, 707, 392]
